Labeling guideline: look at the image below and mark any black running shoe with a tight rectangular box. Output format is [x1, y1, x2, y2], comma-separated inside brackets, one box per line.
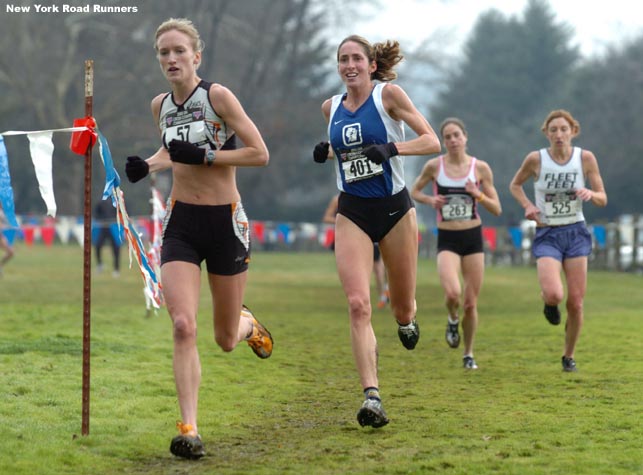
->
[357, 398, 389, 428]
[543, 304, 561, 325]
[445, 321, 460, 348]
[463, 356, 478, 369]
[562, 356, 578, 372]
[397, 319, 420, 350]
[170, 434, 205, 459]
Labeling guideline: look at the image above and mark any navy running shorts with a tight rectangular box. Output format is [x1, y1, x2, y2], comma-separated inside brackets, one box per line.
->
[532, 221, 592, 261]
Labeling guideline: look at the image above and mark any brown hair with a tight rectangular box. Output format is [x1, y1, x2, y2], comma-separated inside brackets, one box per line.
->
[439, 117, 467, 137]
[337, 35, 403, 82]
[541, 109, 581, 136]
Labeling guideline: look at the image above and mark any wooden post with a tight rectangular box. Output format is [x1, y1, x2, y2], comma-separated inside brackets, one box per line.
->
[81, 59, 93, 436]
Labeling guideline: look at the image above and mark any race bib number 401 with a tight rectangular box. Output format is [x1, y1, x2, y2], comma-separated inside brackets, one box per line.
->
[340, 148, 384, 183]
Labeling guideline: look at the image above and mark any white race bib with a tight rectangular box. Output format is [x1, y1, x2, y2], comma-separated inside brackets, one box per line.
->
[441, 194, 474, 221]
[165, 119, 207, 146]
[544, 191, 580, 225]
[163, 106, 208, 147]
[340, 148, 383, 183]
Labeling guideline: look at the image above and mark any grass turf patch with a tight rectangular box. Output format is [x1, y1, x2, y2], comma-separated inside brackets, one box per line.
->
[0, 245, 641, 474]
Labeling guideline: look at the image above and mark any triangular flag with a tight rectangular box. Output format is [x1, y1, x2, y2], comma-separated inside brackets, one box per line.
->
[27, 131, 57, 217]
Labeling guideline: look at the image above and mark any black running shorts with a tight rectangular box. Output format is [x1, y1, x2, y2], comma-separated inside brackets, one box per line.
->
[161, 200, 250, 275]
[437, 225, 484, 256]
[337, 188, 414, 243]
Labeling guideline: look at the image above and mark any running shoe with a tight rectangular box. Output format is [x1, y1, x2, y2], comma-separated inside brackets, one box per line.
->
[397, 319, 420, 350]
[357, 398, 389, 428]
[463, 356, 478, 370]
[445, 320, 460, 348]
[562, 356, 578, 372]
[170, 421, 205, 459]
[376, 291, 390, 309]
[243, 305, 273, 359]
[543, 304, 561, 325]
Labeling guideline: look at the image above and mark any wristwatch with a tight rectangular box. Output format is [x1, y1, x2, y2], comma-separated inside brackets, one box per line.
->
[205, 149, 216, 167]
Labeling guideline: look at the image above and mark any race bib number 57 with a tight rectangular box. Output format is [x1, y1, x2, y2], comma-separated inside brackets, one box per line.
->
[163, 105, 208, 147]
[165, 119, 207, 146]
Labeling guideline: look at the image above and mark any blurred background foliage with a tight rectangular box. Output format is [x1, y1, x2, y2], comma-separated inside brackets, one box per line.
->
[1, 0, 641, 226]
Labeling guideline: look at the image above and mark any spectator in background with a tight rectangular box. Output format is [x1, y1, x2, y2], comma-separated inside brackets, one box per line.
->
[0, 203, 15, 276]
[93, 198, 121, 277]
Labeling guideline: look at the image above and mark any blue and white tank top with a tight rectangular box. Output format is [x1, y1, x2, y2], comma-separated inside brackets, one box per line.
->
[434, 155, 479, 222]
[158, 80, 236, 151]
[328, 83, 405, 198]
[534, 147, 585, 226]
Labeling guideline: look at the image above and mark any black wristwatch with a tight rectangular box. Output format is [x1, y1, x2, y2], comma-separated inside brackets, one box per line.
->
[205, 149, 216, 166]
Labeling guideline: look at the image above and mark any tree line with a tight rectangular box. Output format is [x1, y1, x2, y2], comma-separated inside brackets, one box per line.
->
[425, 0, 643, 226]
[0, 0, 640, 224]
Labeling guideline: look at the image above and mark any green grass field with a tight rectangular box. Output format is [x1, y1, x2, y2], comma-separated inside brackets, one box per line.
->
[1, 244, 641, 475]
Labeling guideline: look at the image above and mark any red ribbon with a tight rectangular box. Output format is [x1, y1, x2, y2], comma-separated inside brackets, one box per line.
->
[69, 117, 97, 155]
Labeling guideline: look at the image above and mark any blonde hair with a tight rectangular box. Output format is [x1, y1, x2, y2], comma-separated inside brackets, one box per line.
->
[154, 18, 204, 54]
[337, 35, 403, 82]
[541, 109, 581, 136]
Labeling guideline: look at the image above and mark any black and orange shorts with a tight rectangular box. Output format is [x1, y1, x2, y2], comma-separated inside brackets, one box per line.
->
[161, 200, 250, 275]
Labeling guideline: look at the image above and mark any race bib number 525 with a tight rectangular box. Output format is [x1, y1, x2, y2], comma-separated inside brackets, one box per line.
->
[544, 191, 580, 225]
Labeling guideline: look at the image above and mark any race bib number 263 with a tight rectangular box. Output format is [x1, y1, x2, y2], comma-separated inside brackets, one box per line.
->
[441, 194, 474, 221]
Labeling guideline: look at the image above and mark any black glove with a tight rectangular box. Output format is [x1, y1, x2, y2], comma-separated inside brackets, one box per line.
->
[125, 156, 149, 183]
[313, 141, 330, 163]
[169, 139, 205, 165]
[363, 142, 399, 165]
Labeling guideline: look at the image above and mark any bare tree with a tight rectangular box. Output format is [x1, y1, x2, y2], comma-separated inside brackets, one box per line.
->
[0, 0, 378, 220]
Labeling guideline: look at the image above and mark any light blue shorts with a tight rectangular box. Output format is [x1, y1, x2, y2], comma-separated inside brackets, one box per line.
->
[532, 221, 592, 262]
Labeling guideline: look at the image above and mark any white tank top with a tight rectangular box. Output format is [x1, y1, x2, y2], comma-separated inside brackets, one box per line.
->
[434, 155, 479, 222]
[534, 147, 585, 226]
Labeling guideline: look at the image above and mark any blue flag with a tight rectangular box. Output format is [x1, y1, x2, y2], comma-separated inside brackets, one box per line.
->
[0, 135, 19, 228]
